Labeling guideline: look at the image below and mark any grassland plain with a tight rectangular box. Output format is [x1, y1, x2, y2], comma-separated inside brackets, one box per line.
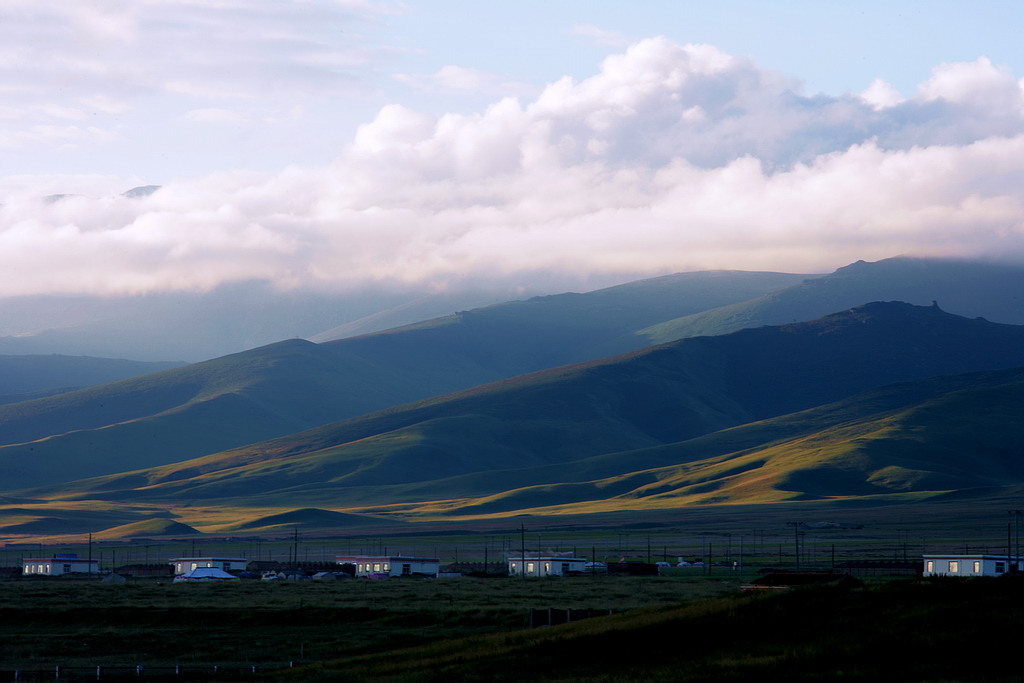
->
[0, 575, 739, 676]
[4, 575, 1024, 682]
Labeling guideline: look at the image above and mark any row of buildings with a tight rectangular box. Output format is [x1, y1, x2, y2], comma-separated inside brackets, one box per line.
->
[25, 551, 1024, 579]
[21, 553, 594, 578]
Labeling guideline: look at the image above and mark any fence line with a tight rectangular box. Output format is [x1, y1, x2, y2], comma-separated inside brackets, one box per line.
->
[4, 661, 303, 681]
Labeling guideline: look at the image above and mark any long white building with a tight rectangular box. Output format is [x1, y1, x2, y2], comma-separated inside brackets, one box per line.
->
[923, 554, 1024, 577]
[335, 555, 439, 577]
[508, 556, 587, 577]
[22, 554, 99, 576]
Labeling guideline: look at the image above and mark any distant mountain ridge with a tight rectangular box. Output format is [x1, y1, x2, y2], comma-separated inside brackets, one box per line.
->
[9, 257, 1024, 536]
[641, 257, 1024, 344]
[0, 269, 805, 490]
[32, 302, 1024, 515]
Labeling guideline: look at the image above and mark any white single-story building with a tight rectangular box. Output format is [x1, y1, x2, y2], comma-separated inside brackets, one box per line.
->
[923, 554, 1024, 577]
[169, 557, 248, 575]
[508, 556, 587, 577]
[335, 555, 439, 578]
[22, 554, 99, 576]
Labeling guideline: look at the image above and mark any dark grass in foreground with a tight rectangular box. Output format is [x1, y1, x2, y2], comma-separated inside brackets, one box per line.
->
[0, 576, 736, 670]
[290, 577, 1024, 682]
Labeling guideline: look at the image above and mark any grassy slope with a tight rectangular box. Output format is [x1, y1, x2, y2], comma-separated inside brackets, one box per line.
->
[0, 270, 803, 491]
[32, 303, 1024, 515]
[92, 517, 200, 539]
[642, 256, 1024, 344]
[425, 367, 1024, 516]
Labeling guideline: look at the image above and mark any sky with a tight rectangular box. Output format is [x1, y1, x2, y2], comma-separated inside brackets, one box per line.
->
[2, 0, 1024, 297]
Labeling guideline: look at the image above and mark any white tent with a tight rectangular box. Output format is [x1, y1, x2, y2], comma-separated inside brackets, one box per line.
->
[173, 567, 240, 583]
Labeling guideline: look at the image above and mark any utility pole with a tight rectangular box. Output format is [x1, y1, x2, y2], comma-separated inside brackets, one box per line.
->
[520, 523, 526, 579]
[787, 522, 802, 571]
[1009, 511, 1022, 572]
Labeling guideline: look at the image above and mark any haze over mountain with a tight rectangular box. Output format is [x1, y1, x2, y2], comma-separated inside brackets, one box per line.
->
[22, 302, 1024, 520]
[0, 282, 548, 362]
[0, 355, 183, 404]
[642, 257, 1024, 344]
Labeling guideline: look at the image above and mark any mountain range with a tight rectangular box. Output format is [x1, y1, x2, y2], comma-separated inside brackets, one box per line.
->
[3, 256, 1024, 537]
[0, 269, 803, 490]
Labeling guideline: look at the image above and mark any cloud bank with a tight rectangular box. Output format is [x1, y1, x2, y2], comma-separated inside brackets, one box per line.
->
[3, 38, 1024, 296]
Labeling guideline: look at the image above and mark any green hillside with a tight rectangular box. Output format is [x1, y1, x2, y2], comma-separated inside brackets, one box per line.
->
[427, 367, 1024, 515]
[33, 303, 1024, 514]
[0, 270, 805, 491]
[642, 256, 1024, 344]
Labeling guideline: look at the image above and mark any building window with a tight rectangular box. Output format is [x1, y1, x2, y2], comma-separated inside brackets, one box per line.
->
[527, 562, 535, 574]
[383, 564, 389, 572]
[544, 562, 551, 574]
[996, 562, 1006, 573]
[373, 563, 381, 572]
[973, 561, 982, 573]
[926, 560, 934, 573]
[949, 561, 959, 573]
[62, 564, 71, 574]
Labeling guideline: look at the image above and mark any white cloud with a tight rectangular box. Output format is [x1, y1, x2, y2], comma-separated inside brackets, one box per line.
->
[0, 0, 399, 157]
[2, 38, 1024, 296]
[860, 78, 903, 110]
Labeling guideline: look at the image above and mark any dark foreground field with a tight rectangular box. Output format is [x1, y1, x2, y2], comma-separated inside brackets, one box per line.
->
[0, 575, 736, 680]
[3, 574, 1023, 681]
[298, 577, 1024, 683]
